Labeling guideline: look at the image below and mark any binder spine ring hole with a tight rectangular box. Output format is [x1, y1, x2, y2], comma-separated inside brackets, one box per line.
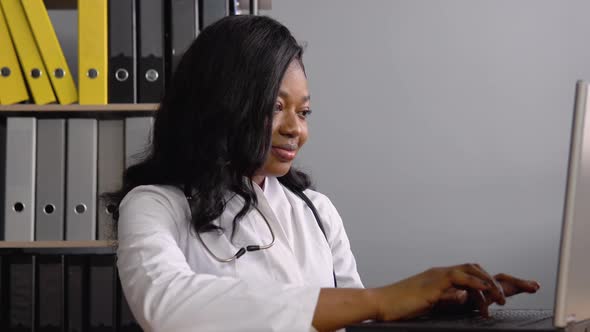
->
[31, 68, 42, 78]
[13, 202, 25, 212]
[115, 69, 129, 82]
[145, 69, 159, 82]
[106, 204, 117, 215]
[87, 68, 99, 79]
[43, 204, 56, 215]
[1, 67, 10, 77]
[75, 204, 87, 214]
[54, 68, 65, 78]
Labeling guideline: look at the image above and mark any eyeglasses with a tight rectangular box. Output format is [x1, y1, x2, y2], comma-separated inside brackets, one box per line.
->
[196, 206, 276, 263]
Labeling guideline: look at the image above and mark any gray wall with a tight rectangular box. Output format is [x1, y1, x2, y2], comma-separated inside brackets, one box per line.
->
[269, 0, 590, 309]
[50, 0, 590, 310]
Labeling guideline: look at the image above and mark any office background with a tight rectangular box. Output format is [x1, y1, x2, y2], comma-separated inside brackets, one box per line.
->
[48, 0, 590, 309]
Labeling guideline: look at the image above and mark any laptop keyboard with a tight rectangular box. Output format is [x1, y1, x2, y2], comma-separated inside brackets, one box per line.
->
[347, 310, 555, 331]
[411, 309, 553, 328]
[451, 310, 553, 327]
[488, 310, 553, 326]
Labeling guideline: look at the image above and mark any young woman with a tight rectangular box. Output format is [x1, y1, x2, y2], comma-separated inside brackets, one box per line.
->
[110, 15, 539, 332]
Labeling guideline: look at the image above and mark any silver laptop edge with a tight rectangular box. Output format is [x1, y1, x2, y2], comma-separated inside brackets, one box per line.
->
[554, 80, 590, 328]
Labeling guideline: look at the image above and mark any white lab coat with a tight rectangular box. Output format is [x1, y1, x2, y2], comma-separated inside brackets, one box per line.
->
[116, 176, 364, 332]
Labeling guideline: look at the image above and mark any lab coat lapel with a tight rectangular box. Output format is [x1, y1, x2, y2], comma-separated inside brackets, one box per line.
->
[252, 183, 305, 285]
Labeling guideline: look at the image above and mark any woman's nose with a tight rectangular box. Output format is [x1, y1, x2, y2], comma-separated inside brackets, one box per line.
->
[279, 110, 301, 137]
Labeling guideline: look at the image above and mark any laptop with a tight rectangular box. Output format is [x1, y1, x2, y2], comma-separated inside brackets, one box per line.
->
[347, 80, 590, 332]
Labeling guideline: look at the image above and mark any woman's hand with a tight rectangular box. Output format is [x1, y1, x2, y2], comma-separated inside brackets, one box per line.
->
[312, 265, 540, 332]
[366, 263, 508, 321]
[433, 273, 540, 317]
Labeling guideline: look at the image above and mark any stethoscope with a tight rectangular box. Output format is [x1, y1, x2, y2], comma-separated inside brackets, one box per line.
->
[189, 187, 338, 287]
[195, 203, 275, 262]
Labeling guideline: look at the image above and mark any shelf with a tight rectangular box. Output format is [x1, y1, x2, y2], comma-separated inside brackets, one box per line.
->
[0, 103, 158, 118]
[0, 241, 117, 254]
[0, 240, 115, 248]
[44, 0, 272, 10]
[0, 103, 158, 112]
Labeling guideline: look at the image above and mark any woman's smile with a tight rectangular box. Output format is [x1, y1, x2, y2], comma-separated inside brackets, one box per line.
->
[271, 147, 296, 161]
[271, 143, 298, 161]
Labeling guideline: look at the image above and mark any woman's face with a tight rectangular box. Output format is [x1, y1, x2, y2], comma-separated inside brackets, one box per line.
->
[256, 61, 310, 181]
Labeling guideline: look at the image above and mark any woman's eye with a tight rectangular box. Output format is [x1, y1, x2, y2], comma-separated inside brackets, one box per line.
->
[275, 103, 283, 112]
[299, 109, 312, 119]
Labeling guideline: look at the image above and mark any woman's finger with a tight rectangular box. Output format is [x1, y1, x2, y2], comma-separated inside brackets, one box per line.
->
[467, 289, 490, 318]
[438, 288, 469, 305]
[457, 263, 506, 306]
[494, 273, 541, 296]
[431, 289, 471, 315]
[447, 268, 492, 292]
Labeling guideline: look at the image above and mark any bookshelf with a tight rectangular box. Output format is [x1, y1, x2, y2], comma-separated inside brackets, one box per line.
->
[0, 1, 159, 247]
[0, 103, 157, 248]
[0, 106, 154, 245]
